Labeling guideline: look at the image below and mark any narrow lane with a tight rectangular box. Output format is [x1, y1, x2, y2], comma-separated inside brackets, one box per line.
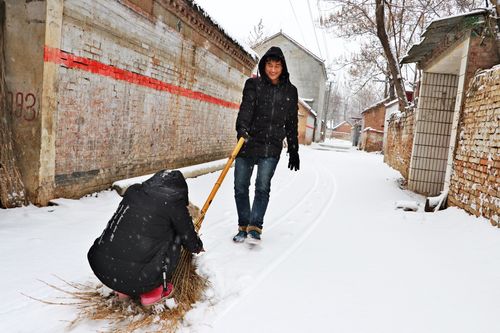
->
[190, 143, 500, 333]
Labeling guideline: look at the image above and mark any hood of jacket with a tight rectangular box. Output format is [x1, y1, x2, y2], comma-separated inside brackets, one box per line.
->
[142, 169, 189, 206]
[258, 46, 290, 84]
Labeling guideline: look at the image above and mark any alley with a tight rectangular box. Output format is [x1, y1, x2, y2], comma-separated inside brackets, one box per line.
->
[1, 141, 499, 332]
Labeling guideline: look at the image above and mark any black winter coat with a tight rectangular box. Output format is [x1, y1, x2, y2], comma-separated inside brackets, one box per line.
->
[236, 46, 299, 158]
[87, 170, 202, 296]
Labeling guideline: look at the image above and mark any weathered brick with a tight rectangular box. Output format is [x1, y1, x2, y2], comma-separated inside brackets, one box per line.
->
[449, 65, 500, 225]
[5, 0, 257, 203]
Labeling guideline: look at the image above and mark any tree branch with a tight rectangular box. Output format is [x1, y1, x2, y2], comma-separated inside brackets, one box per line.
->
[375, 0, 409, 110]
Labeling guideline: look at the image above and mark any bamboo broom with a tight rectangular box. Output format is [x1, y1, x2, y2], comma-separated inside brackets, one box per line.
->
[171, 137, 245, 307]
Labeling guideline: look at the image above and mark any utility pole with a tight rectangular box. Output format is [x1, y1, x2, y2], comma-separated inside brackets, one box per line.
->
[322, 80, 333, 142]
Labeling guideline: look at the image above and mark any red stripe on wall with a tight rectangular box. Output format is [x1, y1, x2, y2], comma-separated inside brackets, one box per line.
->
[44, 46, 240, 110]
[306, 125, 315, 129]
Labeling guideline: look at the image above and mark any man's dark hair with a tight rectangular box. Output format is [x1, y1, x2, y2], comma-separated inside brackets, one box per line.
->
[265, 55, 282, 64]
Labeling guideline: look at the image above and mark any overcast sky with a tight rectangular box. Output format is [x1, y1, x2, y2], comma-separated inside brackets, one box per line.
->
[193, 0, 346, 73]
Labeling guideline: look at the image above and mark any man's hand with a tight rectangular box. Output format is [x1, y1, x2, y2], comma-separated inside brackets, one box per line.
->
[237, 128, 250, 142]
[194, 237, 204, 254]
[288, 151, 300, 171]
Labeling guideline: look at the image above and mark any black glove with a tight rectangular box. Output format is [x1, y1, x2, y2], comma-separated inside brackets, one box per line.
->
[288, 151, 300, 171]
[194, 237, 204, 254]
[237, 128, 250, 142]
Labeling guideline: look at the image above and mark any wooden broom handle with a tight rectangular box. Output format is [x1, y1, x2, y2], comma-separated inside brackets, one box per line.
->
[194, 137, 245, 230]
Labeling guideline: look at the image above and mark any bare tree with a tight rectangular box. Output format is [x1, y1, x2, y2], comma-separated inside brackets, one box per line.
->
[0, 0, 27, 208]
[375, 0, 408, 110]
[320, 0, 484, 108]
[247, 18, 267, 47]
[323, 79, 380, 127]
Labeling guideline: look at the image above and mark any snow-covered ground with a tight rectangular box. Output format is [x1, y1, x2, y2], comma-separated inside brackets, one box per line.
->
[1, 139, 500, 333]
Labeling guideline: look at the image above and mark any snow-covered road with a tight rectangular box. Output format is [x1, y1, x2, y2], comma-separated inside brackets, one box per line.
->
[1, 140, 500, 333]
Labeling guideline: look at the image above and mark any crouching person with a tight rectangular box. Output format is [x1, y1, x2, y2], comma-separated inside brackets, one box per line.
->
[87, 170, 203, 307]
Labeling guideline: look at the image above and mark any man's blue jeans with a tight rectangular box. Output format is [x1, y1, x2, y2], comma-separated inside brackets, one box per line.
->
[234, 156, 279, 230]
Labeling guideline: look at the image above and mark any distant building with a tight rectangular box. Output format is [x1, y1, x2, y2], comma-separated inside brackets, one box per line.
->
[328, 121, 353, 141]
[298, 98, 317, 145]
[360, 98, 389, 152]
[253, 31, 327, 142]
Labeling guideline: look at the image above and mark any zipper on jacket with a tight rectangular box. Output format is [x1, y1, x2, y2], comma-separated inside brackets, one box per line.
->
[265, 85, 276, 156]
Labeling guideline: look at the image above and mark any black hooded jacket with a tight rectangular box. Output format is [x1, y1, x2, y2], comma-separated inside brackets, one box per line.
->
[87, 170, 203, 296]
[236, 46, 299, 158]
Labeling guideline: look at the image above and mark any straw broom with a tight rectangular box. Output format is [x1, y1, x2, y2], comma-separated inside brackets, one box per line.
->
[171, 137, 245, 306]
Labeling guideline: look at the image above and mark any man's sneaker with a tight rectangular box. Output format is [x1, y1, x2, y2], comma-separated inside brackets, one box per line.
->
[247, 230, 261, 244]
[140, 283, 174, 307]
[233, 229, 247, 243]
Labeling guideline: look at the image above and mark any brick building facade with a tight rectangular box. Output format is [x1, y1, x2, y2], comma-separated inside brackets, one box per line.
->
[298, 98, 316, 145]
[4, 0, 256, 205]
[360, 99, 387, 152]
[386, 10, 499, 226]
[328, 121, 352, 141]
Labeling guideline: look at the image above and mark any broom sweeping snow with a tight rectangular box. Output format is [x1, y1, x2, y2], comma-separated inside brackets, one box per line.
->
[171, 137, 245, 305]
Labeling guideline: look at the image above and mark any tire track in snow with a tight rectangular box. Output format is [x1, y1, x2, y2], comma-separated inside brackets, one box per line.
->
[210, 154, 339, 327]
[264, 159, 322, 232]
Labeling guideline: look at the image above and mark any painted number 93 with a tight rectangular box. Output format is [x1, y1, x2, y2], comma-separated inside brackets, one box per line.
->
[3, 91, 38, 121]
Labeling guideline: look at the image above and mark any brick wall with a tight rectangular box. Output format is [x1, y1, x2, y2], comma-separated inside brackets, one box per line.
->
[51, 0, 255, 199]
[362, 104, 385, 131]
[331, 132, 351, 140]
[360, 128, 384, 152]
[298, 103, 314, 145]
[463, 36, 499, 97]
[448, 66, 500, 226]
[384, 110, 415, 179]
[5, 0, 256, 203]
[330, 122, 352, 141]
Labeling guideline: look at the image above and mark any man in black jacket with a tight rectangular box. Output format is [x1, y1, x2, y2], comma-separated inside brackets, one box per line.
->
[233, 46, 300, 244]
[88, 170, 203, 306]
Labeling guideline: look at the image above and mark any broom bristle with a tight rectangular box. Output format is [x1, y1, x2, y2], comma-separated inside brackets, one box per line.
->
[171, 201, 208, 307]
[35, 256, 208, 333]
[171, 249, 208, 307]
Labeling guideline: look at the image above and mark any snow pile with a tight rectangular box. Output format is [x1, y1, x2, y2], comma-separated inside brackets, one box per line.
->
[395, 200, 420, 211]
[112, 158, 229, 195]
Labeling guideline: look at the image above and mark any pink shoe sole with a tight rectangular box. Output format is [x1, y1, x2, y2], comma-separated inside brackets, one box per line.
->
[140, 284, 175, 307]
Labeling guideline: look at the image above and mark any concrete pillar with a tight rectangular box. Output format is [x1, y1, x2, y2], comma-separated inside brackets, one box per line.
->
[37, 0, 63, 205]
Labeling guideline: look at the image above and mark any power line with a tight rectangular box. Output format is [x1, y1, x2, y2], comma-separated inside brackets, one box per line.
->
[287, 0, 307, 45]
[317, 0, 331, 65]
[306, 0, 323, 59]
[320, 29, 330, 64]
